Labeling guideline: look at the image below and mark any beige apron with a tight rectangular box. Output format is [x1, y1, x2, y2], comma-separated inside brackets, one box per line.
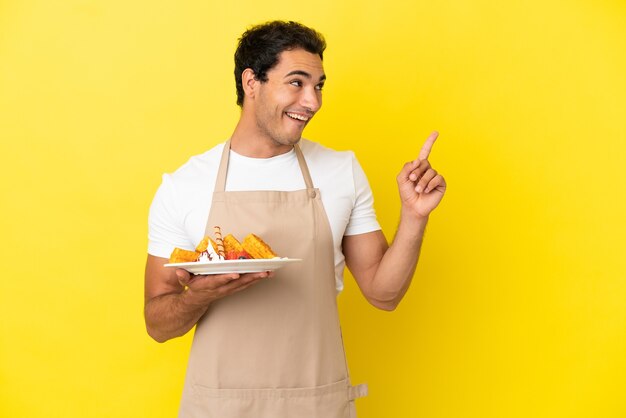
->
[178, 140, 367, 418]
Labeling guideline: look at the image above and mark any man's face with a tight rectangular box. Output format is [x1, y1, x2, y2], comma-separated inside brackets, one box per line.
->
[252, 49, 326, 147]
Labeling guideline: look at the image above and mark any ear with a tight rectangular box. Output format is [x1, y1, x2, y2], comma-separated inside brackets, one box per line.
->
[241, 68, 258, 101]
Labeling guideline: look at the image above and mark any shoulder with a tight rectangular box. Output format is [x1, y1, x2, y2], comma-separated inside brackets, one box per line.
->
[299, 138, 363, 173]
[298, 139, 368, 200]
[299, 138, 355, 162]
[153, 142, 225, 208]
[299, 139, 358, 177]
[166, 142, 225, 185]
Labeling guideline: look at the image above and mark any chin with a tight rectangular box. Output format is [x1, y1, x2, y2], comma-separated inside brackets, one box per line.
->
[273, 136, 302, 147]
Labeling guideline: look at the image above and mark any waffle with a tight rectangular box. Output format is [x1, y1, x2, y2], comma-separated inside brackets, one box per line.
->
[169, 247, 199, 263]
[223, 234, 251, 260]
[242, 234, 278, 259]
[169, 230, 278, 263]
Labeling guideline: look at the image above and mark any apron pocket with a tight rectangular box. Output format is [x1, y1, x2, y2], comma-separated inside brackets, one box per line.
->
[180, 379, 363, 418]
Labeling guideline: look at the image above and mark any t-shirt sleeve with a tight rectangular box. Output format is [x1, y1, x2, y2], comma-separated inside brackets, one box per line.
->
[147, 174, 194, 258]
[344, 153, 381, 236]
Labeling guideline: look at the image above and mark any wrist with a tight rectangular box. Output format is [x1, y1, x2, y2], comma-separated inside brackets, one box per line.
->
[400, 206, 429, 229]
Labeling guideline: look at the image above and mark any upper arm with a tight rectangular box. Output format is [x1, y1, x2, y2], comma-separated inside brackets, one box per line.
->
[148, 174, 195, 260]
[342, 230, 388, 294]
[144, 254, 184, 304]
[145, 174, 192, 304]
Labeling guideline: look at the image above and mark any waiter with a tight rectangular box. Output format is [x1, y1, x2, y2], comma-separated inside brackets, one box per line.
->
[144, 20, 446, 417]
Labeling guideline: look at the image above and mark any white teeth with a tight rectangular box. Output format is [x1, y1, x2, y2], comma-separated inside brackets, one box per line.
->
[286, 112, 309, 121]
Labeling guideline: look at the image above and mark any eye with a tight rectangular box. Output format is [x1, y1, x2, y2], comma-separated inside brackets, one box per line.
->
[290, 80, 302, 87]
[315, 83, 325, 91]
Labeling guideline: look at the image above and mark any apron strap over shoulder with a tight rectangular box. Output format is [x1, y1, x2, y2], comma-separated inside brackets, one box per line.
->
[294, 144, 315, 190]
[215, 140, 231, 192]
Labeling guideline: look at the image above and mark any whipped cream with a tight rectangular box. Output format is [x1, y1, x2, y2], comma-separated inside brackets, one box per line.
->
[197, 240, 225, 262]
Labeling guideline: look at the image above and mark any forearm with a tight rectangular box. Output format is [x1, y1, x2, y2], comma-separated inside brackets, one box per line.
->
[144, 290, 210, 343]
[368, 212, 428, 309]
[353, 131, 444, 310]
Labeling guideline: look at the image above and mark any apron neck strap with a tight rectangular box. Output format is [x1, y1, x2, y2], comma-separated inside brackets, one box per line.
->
[215, 140, 231, 192]
[215, 140, 315, 192]
[293, 143, 315, 190]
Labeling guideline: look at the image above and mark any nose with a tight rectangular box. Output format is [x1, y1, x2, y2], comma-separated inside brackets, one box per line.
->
[300, 86, 322, 113]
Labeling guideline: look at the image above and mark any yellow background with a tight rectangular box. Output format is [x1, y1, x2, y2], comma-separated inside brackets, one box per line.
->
[1, 0, 625, 417]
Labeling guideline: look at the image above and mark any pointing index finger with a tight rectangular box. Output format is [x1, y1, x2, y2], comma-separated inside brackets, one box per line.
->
[417, 131, 439, 161]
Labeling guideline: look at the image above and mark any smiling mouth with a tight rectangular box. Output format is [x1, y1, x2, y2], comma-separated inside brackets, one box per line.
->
[285, 112, 311, 122]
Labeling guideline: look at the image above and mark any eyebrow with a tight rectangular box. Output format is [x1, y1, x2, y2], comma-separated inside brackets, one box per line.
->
[284, 70, 326, 82]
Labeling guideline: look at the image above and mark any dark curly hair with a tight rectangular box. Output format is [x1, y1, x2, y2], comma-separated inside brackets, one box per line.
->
[234, 21, 326, 107]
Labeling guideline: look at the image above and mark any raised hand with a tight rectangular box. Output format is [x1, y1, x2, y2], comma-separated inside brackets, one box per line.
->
[396, 131, 447, 218]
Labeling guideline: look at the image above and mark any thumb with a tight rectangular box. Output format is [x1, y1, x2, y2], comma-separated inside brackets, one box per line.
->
[176, 269, 191, 286]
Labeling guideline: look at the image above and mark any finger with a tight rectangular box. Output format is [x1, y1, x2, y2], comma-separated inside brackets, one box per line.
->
[398, 160, 420, 184]
[216, 272, 269, 295]
[189, 273, 241, 290]
[232, 272, 269, 288]
[239, 271, 272, 280]
[424, 174, 446, 193]
[409, 159, 431, 182]
[202, 271, 267, 290]
[417, 131, 439, 161]
[223, 280, 259, 297]
[176, 269, 191, 287]
[415, 168, 437, 193]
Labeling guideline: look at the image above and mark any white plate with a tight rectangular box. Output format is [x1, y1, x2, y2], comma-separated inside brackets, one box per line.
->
[164, 258, 302, 275]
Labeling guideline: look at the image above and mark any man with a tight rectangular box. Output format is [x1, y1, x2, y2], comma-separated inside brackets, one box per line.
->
[145, 21, 445, 417]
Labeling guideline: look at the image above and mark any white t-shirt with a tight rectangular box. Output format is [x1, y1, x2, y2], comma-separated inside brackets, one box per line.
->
[148, 139, 381, 292]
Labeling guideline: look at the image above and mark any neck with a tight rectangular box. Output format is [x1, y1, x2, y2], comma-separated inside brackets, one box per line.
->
[229, 110, 295, 158]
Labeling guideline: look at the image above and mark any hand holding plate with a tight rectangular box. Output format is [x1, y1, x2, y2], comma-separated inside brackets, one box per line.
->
[176, 268, 272, 306]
